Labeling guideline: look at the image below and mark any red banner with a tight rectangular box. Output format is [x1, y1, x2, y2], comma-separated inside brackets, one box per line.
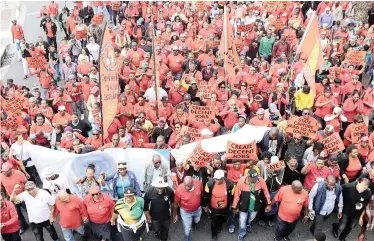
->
[180, 126, 201, 142]
[266, 161, 286, 171]
[189, 105, 215, 122]
[345, 50, 366, 66]
[100, 25, 119, 140]
[350, 123, 367, 144]
[26, 56, 47, 69]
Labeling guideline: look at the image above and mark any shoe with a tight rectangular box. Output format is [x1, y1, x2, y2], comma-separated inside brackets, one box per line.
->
[24, 75, 28, 79]
[268, 221, 275, 227]
[258, 220, 266, 226]
[284, 237, 290, 241]
[332, 229, 339, 238]
[238, 236, 244, 241]
[246, 225, 252, 233]
[339, 239, 346, 241]
[229, 225, 235, 233]
[19, 228, 25, 235]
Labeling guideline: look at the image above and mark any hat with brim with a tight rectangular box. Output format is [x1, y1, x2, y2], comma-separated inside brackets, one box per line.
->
[247, 169, 259, 182]
[58, 106, 66, 111]
[41, 167, 56, 179]
[118, 162, 127, 169]
[152, 176, 169, 188]
[213, 169, 225, 179]
[123, 187, 136, 196]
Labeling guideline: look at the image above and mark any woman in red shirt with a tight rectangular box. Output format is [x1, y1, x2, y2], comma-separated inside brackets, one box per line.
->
[168, 122, 183, 148]
[357, 136, 373, 162]
[237, 82, 253, 113]
[340, 145, 366, 183]
[342, 90, 364, 130]
[301, 158, 330, 192]
[324, 106, 347, 133]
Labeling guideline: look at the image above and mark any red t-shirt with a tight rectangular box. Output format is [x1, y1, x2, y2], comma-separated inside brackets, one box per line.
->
[210, 182, 228, 209]
[1, 201, 20, 234]
[83, 193, 115, 224]
[226, 164, 246, 183]
[175, 179, 203, 212]
[303, 164, 330, 190]
[1, 170, 27, 195]
[55, 195, 88, 229]
[274, 185, 309, 223]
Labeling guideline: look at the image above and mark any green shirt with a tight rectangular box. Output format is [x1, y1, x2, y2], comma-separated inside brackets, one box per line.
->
[115, 196, 144, 224]
[259, 36, 276, 57]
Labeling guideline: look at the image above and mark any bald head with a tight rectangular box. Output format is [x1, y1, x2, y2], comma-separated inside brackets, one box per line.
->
[183, 176, 194, 191]
[269, 128, 279, 140]
[292, 180, 303, 194]
[57, 191, 69, 202]
[326, 175, 337, 190]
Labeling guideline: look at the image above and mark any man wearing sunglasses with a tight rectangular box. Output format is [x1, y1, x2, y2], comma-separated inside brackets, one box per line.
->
[111, 187, 146, 241]
[144, 154, 171, 192]
[10, 181, 59, 241]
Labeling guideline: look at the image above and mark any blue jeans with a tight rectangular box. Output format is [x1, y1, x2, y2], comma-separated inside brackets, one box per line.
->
[60, 225, 84, 241]
[238, 211, 258, 238]
[52, 63, 60, 79]
[180, 207, 202, 241]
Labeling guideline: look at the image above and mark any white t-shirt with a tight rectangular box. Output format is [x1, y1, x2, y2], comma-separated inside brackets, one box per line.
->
[17, 189, 55, 223]
[144, 87, 168, 101]
[10, 141, 34, 167]
[42, 175, 70, 198]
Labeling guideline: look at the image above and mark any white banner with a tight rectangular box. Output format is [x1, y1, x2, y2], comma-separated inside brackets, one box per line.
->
[25, 145, 170, 196]
[171, 125, 269, 163]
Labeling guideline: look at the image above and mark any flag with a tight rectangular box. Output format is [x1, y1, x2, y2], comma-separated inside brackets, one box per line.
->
[295, 11, 323, 95]
[99, 24, 119, 141]
[219, 5, 240, 84]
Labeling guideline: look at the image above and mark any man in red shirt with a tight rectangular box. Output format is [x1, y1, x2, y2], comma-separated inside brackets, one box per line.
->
[54, 191, 88, 241]
[11, 19, 24, 61]
[41, 16, 58, 48]
[167, 46, 185, 79]
[1, 192, 21, 241]
[0, 163, 28, 234]
[173, 176, 203, 241]
[272, 181, 309, 241]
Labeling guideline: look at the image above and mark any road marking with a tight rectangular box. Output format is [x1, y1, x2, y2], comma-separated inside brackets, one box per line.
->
[25, 12, 39, 16]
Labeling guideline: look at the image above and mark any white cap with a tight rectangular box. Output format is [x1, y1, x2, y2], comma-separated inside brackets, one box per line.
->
[213, 169, 225, 179]
[58, 106, 66, 111]
[200, 128, 213, 136]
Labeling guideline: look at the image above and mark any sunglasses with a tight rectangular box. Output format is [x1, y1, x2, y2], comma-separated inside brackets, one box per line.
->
[139, 116, 145, 119]
[92, 133, 99, 136]
[155, 162, 161, 165]
[91, 193, 100, 196]
[241, 85, 247, 87]
[207, 64, 212, 66]
[357, 121, 364, 123]
[303, 113, 311, 115]
[220, 86, 225, 89]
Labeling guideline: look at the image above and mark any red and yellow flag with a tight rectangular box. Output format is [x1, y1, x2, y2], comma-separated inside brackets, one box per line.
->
[99, 25, 119, 140]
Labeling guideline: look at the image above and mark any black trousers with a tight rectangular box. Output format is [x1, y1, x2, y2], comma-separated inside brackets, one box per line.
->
[30, 220, 59, 241]
[1, 231, 21, 241]
[25, 165, 39, 184]
[152, 219, 170, 241]
[310, 213, 331, 234]
[333, 213, 359, 240]
[274, 215, 298, 240]
[15, 203, 27, 230]
[47, 36, 57, 48]
[210, 214, 228, 238]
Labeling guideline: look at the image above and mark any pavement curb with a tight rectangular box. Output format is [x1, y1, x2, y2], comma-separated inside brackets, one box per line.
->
[0, 3, 25, 64]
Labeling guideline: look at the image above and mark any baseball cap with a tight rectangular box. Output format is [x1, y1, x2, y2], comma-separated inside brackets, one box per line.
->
[256, 108, 265, 115]
[161, 96, 169, 102]
[247, 169, 259, 182]
[25, 181, 36, 190]
[190, 78, 197, 84]
[213, 170, 225, 179]
[172, 45, 179, 50]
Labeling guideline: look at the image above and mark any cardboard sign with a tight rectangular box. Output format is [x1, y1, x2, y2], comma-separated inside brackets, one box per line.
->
[75, 29, 86, 40]
[345, 50, 366, 66]
[1, 96, 26, 114]
[263, 2, 291, 12]
[195, 2, 205, 11]
[92, 14, 104, 25]
[266, 161, 286, 171]
[185, 143, 215, 167]
[26, 56, 47, 69]
[286, 116, 319, 139]
[237, 24, 253, 32]
[321, 133, 345, 155]
[271, 18, 284, 31]
[196, 84, 213, 99]
[226, 141, 257, 160]
[189, 105, 215, 122]
[350, 123, 367, 144]
[6, 115, 18, 129]
[181, 126, 201, 142]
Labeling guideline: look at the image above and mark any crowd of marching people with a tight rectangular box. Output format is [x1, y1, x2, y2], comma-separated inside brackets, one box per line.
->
[1, 1, 374, 241]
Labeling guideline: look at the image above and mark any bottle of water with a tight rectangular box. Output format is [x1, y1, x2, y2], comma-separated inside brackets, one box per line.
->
[309, 210, 315, 220]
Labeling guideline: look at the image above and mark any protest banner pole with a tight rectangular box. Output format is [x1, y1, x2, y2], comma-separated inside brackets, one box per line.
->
[287, 11, 316, 81]
[98, 22, 106, 143]
[224, 4, 227, 87]
[151, 13, 159, 119]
